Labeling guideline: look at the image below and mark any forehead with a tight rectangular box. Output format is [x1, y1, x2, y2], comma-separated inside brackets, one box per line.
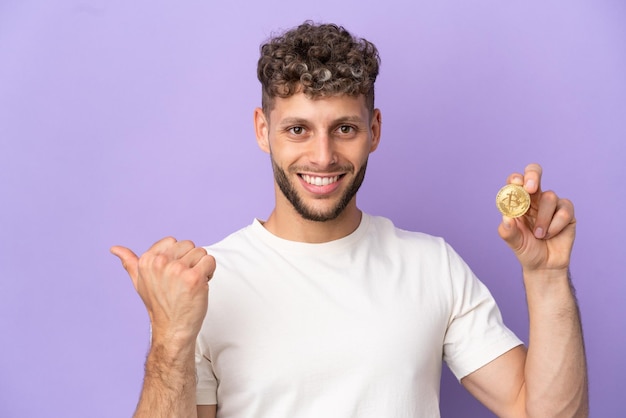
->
[269, 93, 369, 124]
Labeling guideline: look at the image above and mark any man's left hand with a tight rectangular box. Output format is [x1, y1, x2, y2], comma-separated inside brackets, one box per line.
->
[498, 163, 576, 274]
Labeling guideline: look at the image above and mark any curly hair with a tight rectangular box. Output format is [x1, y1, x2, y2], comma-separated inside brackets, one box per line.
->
[257, 21, 381, 115]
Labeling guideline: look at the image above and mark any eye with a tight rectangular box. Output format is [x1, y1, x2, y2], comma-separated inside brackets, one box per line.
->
[338, 125, 355, 134]
[288, 126, 305, 135]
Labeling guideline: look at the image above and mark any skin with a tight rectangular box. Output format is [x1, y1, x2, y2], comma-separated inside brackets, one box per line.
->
[462, 164, 588, 417]
[253, 93, 381, 242]
[110, 238, 215, 418]
[111, 93, 587, 418]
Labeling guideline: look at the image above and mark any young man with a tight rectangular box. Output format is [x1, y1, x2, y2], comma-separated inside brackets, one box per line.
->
[111, 22, 588, 417]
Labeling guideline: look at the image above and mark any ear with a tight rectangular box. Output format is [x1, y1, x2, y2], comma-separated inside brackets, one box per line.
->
[369, 108, 382, 153]
[254, 107, 270, 153]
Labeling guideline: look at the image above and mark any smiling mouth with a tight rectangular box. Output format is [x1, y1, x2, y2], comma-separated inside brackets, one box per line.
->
[299, 174, 343, 186]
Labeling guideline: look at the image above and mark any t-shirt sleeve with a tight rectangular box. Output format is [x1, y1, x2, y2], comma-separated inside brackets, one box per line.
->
[442, 243, 523, 380]
[195, 337, 218, 405]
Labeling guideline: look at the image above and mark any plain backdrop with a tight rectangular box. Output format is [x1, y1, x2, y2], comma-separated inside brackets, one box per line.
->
[1, 0, 624, 416]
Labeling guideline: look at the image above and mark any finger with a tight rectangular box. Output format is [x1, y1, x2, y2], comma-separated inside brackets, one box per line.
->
[166, 240, 196, 260]
[498, 216, 524, 252]
[505, 172, 524, 186]
[533, 190, 558, 239]
[523, 163, 543, 195]
[192, 253, 217, 282]
[180, 246, 209, 267]
[110, 245, 140, 288]
[545, 198, 575, 239]
[147, 236, 178, 254]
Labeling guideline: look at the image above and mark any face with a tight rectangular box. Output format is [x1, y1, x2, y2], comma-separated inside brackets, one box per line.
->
[255, 93, 381, 222]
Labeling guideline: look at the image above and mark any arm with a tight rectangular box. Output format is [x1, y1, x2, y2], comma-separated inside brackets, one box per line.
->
[197, 405, 217, 418]
[111, 237, 216, 418]
[462, 164, 588, 417]
[134, 341, 197, 418]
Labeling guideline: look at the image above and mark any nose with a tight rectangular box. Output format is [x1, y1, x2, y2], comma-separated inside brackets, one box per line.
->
[309, 133, 337, 167]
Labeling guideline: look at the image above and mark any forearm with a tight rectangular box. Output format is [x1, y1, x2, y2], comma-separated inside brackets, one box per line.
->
[134, 341, 198, 418]
[522, 269, 588, 417]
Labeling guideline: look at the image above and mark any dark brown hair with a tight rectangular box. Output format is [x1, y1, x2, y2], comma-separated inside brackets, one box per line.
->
[257, 21, 381, 115]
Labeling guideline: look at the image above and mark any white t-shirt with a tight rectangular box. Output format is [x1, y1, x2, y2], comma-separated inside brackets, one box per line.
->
[196, 214, 522, 417]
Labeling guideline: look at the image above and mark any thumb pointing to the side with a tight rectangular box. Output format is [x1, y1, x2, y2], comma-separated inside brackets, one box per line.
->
[110, 245, 140, 289]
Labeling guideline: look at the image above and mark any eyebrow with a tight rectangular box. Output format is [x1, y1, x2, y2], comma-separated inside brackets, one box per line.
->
[278, 115, 367, 127]
[277, 117, 309, 127]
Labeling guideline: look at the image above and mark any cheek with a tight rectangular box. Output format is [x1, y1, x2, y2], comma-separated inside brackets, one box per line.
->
[344, 144, 374, 164]
[274, 140, 310, 158]
[269, 144, 301, 167]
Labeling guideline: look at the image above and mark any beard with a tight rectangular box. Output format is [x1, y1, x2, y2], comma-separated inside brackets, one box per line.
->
[271, 156, 368, 222]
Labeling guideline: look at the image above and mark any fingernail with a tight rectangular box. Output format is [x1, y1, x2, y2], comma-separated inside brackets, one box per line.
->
[534, 227, 544, 239]
[526, 179, 536, 190]
[503, 218, 512, 229]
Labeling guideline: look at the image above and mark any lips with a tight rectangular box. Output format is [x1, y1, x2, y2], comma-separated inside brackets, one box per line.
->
[298, 173, 344, 195]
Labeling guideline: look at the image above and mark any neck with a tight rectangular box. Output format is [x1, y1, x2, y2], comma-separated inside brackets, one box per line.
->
[262, 202, 363, 243]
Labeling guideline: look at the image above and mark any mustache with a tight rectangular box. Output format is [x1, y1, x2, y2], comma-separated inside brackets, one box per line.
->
[287, 164, 354, 174]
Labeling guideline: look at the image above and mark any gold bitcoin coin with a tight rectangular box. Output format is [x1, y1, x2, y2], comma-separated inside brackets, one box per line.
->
[496, 184, 530, 218]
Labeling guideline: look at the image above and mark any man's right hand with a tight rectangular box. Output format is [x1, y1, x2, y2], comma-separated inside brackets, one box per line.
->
[110, 237, 216, 346]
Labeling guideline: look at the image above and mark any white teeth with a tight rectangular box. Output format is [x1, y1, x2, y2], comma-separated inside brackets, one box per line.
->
[302, 175, 339, 186]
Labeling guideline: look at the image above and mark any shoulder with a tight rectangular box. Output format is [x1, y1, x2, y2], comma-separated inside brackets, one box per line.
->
[364, 214, 473, 275]
[365, 214, 447, 250]
[204, 221, 258, 253]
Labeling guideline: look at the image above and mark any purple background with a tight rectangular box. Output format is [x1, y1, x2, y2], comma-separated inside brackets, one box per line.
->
[1, 1, 624, 417]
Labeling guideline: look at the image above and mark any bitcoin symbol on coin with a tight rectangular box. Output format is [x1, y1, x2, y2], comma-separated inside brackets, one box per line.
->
[496, 184, 530, 217]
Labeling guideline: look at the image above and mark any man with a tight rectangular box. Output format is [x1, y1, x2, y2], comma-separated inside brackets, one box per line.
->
[111, 22, 588, 417]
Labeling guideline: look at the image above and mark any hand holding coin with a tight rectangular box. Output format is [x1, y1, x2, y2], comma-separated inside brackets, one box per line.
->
[497, 163, 576, 274]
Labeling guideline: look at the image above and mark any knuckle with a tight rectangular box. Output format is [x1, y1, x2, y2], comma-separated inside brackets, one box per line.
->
[194, 248, 210, 260]
[555, 208, 572, 223]
[153, 253, 169, 269]
[542, 190, 558, 203]
[157, 236, 177, 247]
[178, 239, 196, 250]
[167, 259, 187, 276]
[561, 198, 574, 208]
